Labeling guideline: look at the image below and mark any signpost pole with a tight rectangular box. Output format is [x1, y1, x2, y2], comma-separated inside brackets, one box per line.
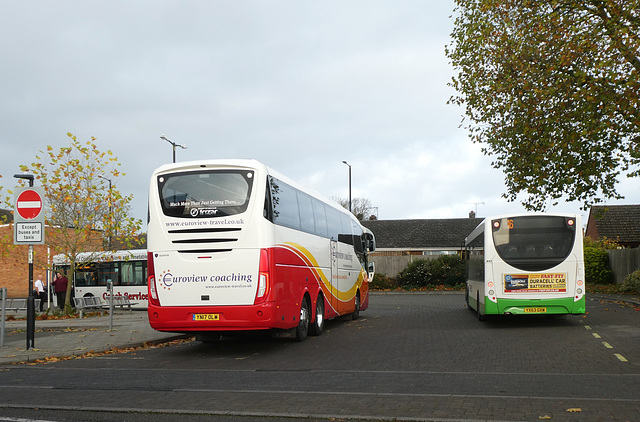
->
[13, 173, 43, 350]
[26, 244, 35, 349]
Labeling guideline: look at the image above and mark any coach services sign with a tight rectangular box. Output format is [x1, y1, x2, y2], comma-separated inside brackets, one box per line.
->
[14, 187, 46, 245]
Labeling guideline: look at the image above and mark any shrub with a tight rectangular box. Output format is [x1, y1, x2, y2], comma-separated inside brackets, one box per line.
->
[620, 270, 640, 294]
[397, 255, 465, 288]
[584, 236, 619, 250]
[584, 246, 614, 285]
[427, 254, 466, 286]
[397, 259, 430, 288]
[369, 273, 399, 291]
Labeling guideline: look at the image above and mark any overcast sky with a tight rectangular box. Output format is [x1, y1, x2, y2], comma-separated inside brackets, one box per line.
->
[1, 1, 638, 228]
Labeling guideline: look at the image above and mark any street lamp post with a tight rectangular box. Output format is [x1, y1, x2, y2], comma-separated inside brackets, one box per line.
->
[13, 173, 36, 349]
[342, 161, 352, 213]
[98, 175, 112, 250]
[160, 135, 187, 163]
[99, 174, 114, 330]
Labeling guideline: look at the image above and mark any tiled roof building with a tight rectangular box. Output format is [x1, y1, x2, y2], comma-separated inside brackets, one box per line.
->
[360, 217, 483, 277]
[585, 205, 640, 248]
[361, 218, 483, 255]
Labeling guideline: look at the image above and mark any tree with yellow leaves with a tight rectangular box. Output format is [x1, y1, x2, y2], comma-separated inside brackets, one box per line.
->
[17, 133, 142, 312]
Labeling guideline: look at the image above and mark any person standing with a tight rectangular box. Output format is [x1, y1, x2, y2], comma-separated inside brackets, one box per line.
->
[34, 274, 45, 311]
[52, 272, 69, 310]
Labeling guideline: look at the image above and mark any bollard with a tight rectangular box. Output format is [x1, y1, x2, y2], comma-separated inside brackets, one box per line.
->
[107, 281, 114, 331]
[1, 287, 6, 348]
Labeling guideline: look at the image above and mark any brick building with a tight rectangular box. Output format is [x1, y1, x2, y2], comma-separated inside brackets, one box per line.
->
[0, 224, 102, 298]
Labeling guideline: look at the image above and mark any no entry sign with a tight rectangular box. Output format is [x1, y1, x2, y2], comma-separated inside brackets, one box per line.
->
[16, 189, 43, 219]
[14, 186, 46, 245]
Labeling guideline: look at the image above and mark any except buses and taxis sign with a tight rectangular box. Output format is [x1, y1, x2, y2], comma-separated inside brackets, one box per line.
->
[14, 187, 46, 245]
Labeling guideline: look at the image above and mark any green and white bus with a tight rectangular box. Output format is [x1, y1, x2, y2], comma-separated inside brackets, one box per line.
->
[465, 213, 585, 319]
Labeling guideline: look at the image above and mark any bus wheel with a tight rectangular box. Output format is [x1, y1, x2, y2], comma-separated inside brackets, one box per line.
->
[352, 292, 360, 320]
[309, 295, 325, 336]
[465, 286, 472, 310]
[295, 298, 310, 342]
[476, 293, 484, 321]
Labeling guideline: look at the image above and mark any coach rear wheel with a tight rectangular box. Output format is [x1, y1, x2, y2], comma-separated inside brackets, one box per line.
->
[309, 295, 325, 336]
[352, 292, 361, 320]
[295, 298, 310, 342]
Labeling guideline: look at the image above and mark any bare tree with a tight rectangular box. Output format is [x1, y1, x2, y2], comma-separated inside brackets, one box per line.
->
[333, 196, 374, 220]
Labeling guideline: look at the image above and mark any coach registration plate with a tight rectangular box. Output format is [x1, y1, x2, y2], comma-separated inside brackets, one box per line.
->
[524, 307, 546, 313]
[193, 314, 220, 321]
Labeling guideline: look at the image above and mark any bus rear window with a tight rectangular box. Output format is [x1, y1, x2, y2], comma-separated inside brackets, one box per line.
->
[158, 170, 254, 218]
[492, 216, 576, 271]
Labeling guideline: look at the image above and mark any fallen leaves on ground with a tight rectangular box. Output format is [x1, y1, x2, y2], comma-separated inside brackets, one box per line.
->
[61, 327, 98, 333]
[12, 337, 194, 365]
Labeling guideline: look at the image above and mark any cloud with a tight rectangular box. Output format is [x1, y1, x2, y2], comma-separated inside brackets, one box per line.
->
[1, 1, 638, 231]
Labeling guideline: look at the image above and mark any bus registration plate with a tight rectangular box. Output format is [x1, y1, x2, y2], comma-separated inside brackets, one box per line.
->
[524, 307, 546, 313]
[193, 314, 220, 321]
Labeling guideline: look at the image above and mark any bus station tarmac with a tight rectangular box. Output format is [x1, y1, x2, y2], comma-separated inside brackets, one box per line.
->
[0, 309, 186, 366]
[1, 292, 639, 366]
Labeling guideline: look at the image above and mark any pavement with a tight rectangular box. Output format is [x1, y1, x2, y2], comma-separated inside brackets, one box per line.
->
[588, 292, 640, 307]
[0, 308, 186, 365]
[1, 292, 638, 366]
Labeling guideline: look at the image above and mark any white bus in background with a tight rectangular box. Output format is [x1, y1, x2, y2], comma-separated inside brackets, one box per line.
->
[53, 249, 148, 308]
[465, 213, 585, 320]
[146, 159, 375, 341]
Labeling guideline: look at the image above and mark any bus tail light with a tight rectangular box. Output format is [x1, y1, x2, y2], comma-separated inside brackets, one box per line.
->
[147, 252, 160, 306]
[255, 249, 270, 304]
[575, 268, 585, 301]
[576, 281, 584, 299]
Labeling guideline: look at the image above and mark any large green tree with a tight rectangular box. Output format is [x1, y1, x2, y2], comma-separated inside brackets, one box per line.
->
[446, 0, 639, 210]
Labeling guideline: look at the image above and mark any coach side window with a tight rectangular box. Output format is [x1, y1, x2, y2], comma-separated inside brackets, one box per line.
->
[270, 178, 300, 230]
[326, 207, 343, 241]
[297, 191, 315, 234]
[312, 199, 328, 238]
[264, 181, 273, 221]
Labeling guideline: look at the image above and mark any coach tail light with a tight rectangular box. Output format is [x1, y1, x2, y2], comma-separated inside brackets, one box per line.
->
[255, 249, 270, 304]
[148, 252, 161, 306]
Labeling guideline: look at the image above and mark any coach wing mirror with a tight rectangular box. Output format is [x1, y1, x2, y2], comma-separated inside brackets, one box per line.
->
[364, 232, 375, 252]
[367, 262, 375, 280]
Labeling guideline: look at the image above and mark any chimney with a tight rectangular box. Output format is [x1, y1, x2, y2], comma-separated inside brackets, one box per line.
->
[469, 210, 476, 218]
